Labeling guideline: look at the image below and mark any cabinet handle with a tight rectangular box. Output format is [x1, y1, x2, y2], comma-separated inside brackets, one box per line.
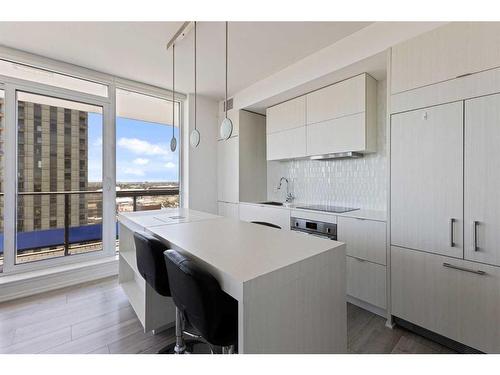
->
[443, 262, 486, 276]
[473, 221, 480, 252]
[449, 218, 456, 248]
[351, 256, 366, 262]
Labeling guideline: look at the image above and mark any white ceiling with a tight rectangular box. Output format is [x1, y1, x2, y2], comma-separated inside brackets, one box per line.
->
[0, 22, 372, 99]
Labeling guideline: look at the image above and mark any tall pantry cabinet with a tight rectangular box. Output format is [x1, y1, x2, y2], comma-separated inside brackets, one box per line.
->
[390, 22, 500, 353]
[217, 109, 267, 218]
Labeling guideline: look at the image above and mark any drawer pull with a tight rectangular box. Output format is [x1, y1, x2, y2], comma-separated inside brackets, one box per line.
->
[351, 256, 366, 262]
[443, 262, 486, 276]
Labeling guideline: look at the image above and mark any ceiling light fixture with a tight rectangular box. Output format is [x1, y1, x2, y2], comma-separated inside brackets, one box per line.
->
[170, 42, 177, 152]
[190, 21, 201, 148]
[219, 21, 233, 141]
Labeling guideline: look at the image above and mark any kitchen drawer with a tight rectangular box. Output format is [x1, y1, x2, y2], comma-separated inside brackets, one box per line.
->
[346, 256, 386, 309]
[391, 246, 500, 353]
[239, 204, 290, 230]
[337, 216, 386, 265]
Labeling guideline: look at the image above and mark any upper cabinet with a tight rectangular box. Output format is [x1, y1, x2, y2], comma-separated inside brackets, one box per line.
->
[266, 96, 307, 160]
[266, 96, 306, 133]
[391, 23, 500, 94]
[306, 74, 367, 124]
[266, 73, 377, 161]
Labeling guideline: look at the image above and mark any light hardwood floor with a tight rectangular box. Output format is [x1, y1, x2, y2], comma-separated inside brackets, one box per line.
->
[0, 276, 455, 354]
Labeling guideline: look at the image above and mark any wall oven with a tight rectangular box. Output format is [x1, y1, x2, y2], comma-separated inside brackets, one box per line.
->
[290, 217, 337, 240]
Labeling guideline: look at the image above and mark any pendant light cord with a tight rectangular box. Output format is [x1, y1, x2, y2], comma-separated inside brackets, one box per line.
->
[225, 21, 228, 119]
[172, 43, 175, 138]
[194, 21, 197, 131]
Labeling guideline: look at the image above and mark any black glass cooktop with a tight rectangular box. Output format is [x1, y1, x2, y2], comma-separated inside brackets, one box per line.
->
[296, 204, 359, 214]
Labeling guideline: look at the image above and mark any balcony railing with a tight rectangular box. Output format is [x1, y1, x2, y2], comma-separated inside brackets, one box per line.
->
[0, 188, 179, 263]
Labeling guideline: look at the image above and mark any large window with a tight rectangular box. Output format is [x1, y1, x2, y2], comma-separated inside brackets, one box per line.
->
[15, 92, 103, 264]
[0, 56, 183, 275]
[115, 89, 180, 213]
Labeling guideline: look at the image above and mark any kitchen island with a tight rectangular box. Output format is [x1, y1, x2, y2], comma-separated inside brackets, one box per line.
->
[118, 208, 346, 354]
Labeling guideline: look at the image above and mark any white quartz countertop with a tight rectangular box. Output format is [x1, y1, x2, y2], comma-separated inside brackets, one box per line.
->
[118, 207, 219, 230]
[118, 209, 345, 284]
[239, 201, 387, 222]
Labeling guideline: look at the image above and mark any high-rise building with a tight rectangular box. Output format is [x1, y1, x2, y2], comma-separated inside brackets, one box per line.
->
[16, 100, 89, 232]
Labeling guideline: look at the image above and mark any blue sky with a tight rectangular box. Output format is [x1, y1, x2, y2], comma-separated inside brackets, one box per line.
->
[88, 113, 179, 183]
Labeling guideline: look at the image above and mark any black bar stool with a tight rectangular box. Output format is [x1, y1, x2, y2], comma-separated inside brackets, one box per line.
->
[133, 231, 205, 354]
[164, 249, 239, 354]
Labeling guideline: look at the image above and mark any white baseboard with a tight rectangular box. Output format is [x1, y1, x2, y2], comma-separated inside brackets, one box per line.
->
[0, 256, 119, 303]
[347, 294, 387, 318]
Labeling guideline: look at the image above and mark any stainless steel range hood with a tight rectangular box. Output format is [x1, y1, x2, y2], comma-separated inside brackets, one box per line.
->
[309, 152, 363, 160]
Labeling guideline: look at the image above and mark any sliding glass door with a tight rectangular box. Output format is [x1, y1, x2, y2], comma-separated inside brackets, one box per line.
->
[0, 58, 182, 275]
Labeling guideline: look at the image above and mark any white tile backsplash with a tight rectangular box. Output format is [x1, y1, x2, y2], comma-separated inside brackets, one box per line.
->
[267, 79, 387, 211]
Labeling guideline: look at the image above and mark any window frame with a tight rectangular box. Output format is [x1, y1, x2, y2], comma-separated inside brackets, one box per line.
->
[0, 47, 185, 276]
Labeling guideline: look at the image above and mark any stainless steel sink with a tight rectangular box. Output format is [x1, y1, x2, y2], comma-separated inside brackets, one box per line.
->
[259, 201, 284, 206]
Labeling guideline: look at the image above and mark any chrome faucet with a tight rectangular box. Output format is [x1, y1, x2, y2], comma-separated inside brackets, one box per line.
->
[277, 177, 294, 203]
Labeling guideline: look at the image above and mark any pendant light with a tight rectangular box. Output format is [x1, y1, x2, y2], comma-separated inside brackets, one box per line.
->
[190, 21, 201, 148]
[219, 21, 233, 140]
[170, 43, 177, 152]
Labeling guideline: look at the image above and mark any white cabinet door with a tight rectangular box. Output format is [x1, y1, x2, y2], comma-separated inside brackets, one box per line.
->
[239, 204, 290, 230]
[306, 112, 367, 155]
[217, 201, 239, 219]
[464, 94, 500, 266]
[391, 246, 500, 353]
[391, 102, 463, 258]
[337, 216, 386, 265]
[266, 126, 306, 161]
[306, 74, 366, 124]
[266, 96, 306, 134]
[217, 137, 239, 203]
[346, 256, 386, 309]
[392, 23, 500, 94]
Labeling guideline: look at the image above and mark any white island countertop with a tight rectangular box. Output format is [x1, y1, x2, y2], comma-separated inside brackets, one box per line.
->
[148, 216, 342, 285]
[118, 208, 347, 353]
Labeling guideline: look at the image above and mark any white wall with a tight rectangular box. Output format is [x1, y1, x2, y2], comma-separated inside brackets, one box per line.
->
[267, 80, 387, 211]
[182, 94, 219, 214]
[232, 22, 446, 112]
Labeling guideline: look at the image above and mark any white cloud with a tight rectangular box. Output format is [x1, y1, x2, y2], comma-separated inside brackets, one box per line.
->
[118, 137, 170, 157]
[133, 158, 149, 166]
[165, 162, 176, 169]
[123, 167, 145, 176]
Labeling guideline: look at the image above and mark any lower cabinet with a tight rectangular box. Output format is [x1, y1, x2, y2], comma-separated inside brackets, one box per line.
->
[217, 201, 239, 219]
[391, 246, 500, 353]
[239, 204, 290, 230]
[337, 216, 387, 311]
[346, 256, 386, 309]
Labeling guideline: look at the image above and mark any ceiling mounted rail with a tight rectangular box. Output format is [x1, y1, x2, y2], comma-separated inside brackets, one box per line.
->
[166, 21, 194, 50]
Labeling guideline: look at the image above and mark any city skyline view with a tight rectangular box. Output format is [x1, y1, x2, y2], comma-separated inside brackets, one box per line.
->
[88, 113, 180, 183]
